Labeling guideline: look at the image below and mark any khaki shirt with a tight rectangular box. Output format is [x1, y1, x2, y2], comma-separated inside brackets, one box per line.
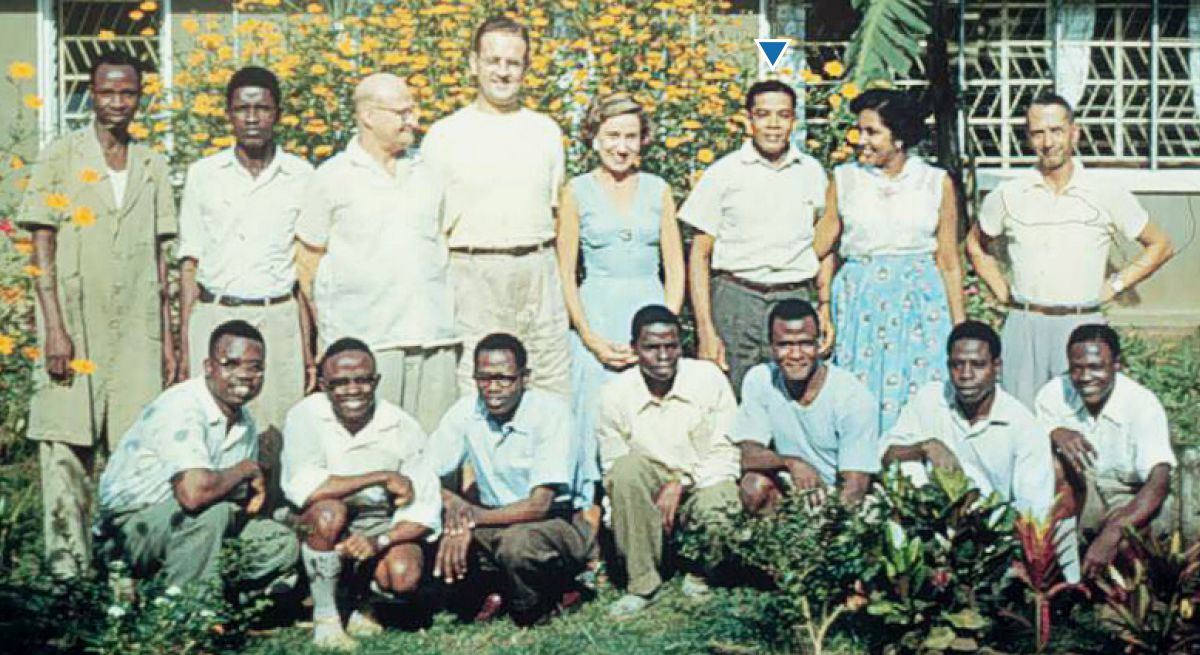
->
[18, 126, 176, 447]
[596, 358, 740, 489]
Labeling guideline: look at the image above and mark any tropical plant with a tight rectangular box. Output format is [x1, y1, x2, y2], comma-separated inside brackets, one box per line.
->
[1094, 530, 1200, 654]
[1005, 511, 1089, 652]
[845, 0, 930, 86]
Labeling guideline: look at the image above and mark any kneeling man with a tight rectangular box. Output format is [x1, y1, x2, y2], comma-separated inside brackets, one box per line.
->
[97, 320, 298, 591]
[1035, 324, 1175, 580]
[733, 299, 878, 513]
[881, 321, 1054, 519]
[598, 305, 741, 618]
[282, 337, 442, 649]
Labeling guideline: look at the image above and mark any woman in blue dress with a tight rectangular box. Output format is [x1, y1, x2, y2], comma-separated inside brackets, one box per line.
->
[556, 93, 685, 505]
[818, 89, 966, 434]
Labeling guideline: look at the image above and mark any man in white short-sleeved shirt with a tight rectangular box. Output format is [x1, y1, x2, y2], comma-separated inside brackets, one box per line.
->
[966, 93, 1174, 408]
[281, 338, 442, 649]
[420, 16, 570, 396]
[680, 80, 830, 392]
[296, 73, 458, 432]
[1035, 324, 1175, 581]
[178, 66, 313, 440]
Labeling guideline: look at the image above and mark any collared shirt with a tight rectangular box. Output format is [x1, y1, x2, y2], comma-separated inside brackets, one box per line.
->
[978, 160, 1149, 305]
[1035, 372, 1176, 494]
[731, 362, 880, 485]
[595, 358, 740, 488]
[678, 140, 828, 284]
[421, 104, 565, 249]
[426, 389, 579, 508]
[296, 137, 457, 350]
[834, 156, 943, 257]
[177, 147, 314, 298]
[99, 378, 257, 515]
[280, 394, 442, 536]
[882, 381, 1054, 518]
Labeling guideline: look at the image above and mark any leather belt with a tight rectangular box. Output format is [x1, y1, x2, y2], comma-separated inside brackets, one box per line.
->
[1008, 300, 1102, 316]
[714, 270, 815, 295]
[450, 237, 556, 257]
[198, 285, 292, 307]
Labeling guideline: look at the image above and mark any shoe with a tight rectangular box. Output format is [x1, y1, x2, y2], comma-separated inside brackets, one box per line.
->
[681, 573, 711, 599]
[346, 608, 384, 637]
[312, 617, 358, 651]
[473, 592, 504, 623]
[608, 592, 653, 619]
[557, 589, 585, 614]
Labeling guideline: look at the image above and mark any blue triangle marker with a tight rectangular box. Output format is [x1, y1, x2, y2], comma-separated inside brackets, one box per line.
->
[755, 39, 790, 71]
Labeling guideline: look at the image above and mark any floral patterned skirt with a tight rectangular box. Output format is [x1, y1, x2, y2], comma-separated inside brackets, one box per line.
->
[831, 253, 951, 434]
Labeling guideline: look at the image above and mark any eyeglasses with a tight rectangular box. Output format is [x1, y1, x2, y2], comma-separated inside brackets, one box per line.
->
[215, 358, 265, 377]
[371, 104, 415, 121]
[324, 375, 379, 390]
[473, 373, 522, 388]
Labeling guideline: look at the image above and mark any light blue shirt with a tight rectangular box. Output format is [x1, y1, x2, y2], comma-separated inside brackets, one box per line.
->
[427, 389, 580, 508]
[731, 363, 880, 485]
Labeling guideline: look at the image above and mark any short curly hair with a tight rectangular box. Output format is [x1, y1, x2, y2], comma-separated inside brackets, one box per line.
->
[849, 88, 928, 150]
[582, 92, 653, 147]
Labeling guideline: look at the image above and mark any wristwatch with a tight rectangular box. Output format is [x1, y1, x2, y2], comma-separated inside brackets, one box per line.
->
[375, 533, 392, 551]
[1108, 273, 1126, 296]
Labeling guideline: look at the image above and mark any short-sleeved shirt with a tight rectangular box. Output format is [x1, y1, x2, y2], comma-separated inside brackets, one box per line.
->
[881, 381, 1054, 518]
[678, 141, 828, 284]
[834, 156, 943, 257]
[296, 137, 456, 350]
[420, 104, 565, 249]
[1035, 373, 1176, 495]
[426, 390, 578, 508]
[978, 161, 1149, 305]
[177, 147, 314, 298]
[595, 358, 740, 489]
[99, 378, 257, 515]
[731, 362, 880, 485]
[280, 394, 442, 537]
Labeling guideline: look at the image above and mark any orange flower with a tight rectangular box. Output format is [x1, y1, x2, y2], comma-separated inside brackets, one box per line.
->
[0, 335, 14, 355]
[79, 168, 101, 183]
[69, 359, 97, 375]
[14, 240, 32, 256]
[313, 144, 333, 158]
[306, 2, 323, 13]
[128, 123, 149, 139]
[181, 17, 199, 34]
[72, 206, 96, 227]
[9, 155, 23, 170]
[697, 148, 715, 164]
[0, 286, 23, 304]
[829, 94, 843, 110]
[43, 193, 70, 211]
[23, 94, 44, 109]
[23, 264, 43, 277]
[139, 0, 158, 10]
[98, 30, 116, 41]
[7, 61, 34, 81]
[22, 345, 40, 361]
[128, 9, 145, 20]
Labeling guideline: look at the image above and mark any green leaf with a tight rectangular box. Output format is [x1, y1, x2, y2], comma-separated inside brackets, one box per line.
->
[943, 608, 988, 630]
[923, 626, 957, 650]
[845, 0, 930, 84]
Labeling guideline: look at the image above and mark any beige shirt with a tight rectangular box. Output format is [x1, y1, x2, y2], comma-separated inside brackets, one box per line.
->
[281, 393, 442, 537]
[679, 141, 828, 284]
[978, 161, 1149, 306]
[296, 137, 457, 350]
[178, 147, 313, 298]
[420, 104, 565, 249]
[595, 358, 740, 489]
[1035, 373, 1176, 496]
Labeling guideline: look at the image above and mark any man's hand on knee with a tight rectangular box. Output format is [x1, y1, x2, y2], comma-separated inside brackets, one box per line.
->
[433, 530, 471, 583]
[654, 479, 685, 533]
[335, 533, 379, 562]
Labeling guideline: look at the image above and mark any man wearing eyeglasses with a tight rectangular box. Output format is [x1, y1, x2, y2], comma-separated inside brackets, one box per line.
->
[297, 73, 458, 433]
[97, 320, 298, 592]
[425, 333, 594, 626]
[281, 337, 443, 649]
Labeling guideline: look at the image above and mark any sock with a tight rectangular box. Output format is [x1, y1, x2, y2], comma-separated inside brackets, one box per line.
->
[302, 544, 344, 637]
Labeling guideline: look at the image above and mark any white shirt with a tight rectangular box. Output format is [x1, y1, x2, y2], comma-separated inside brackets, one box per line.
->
[834, 156, 943, 257]
[107, 166, 129, 208]
[99, 378, 257, 515]
[881, 381, 1055, 518]
[421, 104, 565, 249]
[678, 141, 828, 284]
[177, 147, 314, 298]
[595, 358, 740, 488]
[281, 394, 442, 537]
[978, 160, 1149, 305]
[1035, 372, 1176, 494]
[297, 138, 457, 350]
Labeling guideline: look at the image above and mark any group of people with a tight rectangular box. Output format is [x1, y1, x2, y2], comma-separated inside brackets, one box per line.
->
[18, 13, 1181, 648]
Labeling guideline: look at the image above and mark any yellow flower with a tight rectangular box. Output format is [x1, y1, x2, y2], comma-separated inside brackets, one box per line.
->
[306, 2, 323, 13]
[181, 17, 199, 34]
[309, 63, 327, 75]
[280, 115, 300, 127]
[846, 128, 861, 144]
[139, 0, 158, 10]
[829, 94, 843, 110]
[0, 335, 13, 355]
[664, 136, 684, 149]
[22, 345, 40, 361]
[71, 206, 96, 226]
[190, 132, 210, 143]
[14, 240, 32, 256]
[1182, 598, 1194, 620]
[681, 120, 703, 130]
[313, 144, 333, 158]
[79, 168, 101, 183]
[98, 30, 116, 41]
[15, 176, 29, 191]
[823, 60, 845, 78]
[69, 359, 97, 375]
[840, 82, 861, 100]
[10, 155, 24, 170]
[7, 61, 34, 81]
[128, 9, 145, 20]
[408, 74, 428, 88]
[140, 27, 156, 36]
[43, 193, 70, 211]
[23, 264, 43, 277]
[23, 94, 43, 109]
[697, 148, 715, 164]
[807, 139, 821, 150]
[128, 123, 149, 139]
[211, 135, 235, 148]
[0, 286, 22, 304]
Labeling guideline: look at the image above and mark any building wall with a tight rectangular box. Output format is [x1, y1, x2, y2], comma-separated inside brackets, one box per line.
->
[1108, 193, 1200, 329]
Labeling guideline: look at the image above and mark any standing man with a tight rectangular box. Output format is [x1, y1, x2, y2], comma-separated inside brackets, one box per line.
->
[282, 338, 442, 649]
[596, 305, 741, 618]
[426, 333, 593, 625]
[732, 300, 878, 514]
[179, 66, 313, 440]
[680, 80, 830, 392]
[297, 73, 458, 433]
[966, 93, 1174, 408]
[421, 16, 571, 396]
[19, 51, 177, 578]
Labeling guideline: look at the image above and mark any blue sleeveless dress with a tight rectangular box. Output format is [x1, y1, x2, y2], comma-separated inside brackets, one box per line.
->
[569, 171, 668, 504]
